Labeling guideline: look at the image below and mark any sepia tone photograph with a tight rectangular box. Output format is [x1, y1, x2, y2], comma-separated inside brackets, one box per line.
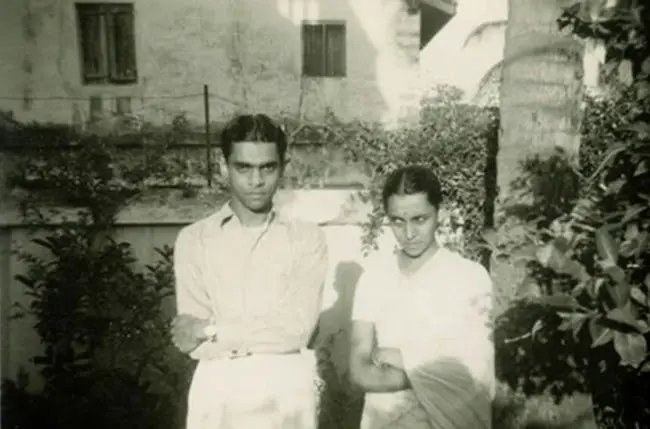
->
[0, 0, 648, 428]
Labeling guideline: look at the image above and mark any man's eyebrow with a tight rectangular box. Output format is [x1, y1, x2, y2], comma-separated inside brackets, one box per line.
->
[232, 161, 279, 168]
[259, 161, 280, 168]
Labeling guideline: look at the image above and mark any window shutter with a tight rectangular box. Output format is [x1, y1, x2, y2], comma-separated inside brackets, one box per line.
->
[325, 24, 346, 77]
[302, 24, 324, 77]
[110, 8, 137, 82]
[78, 10, 107, 82]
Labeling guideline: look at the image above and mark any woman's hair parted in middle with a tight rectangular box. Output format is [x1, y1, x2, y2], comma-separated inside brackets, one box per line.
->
[219, 114, 288, 162]
[381, 165, 443, 210]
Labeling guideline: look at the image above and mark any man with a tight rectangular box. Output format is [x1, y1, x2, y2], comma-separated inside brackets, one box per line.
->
[171, 114, 329, 429]
[349, 165, 494, 429]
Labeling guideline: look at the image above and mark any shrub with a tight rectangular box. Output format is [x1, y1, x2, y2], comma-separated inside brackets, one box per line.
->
[6, 237, 194, 429]
[1, 123, 195, 429]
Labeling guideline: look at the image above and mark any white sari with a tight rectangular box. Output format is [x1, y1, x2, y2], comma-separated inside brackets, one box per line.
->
[352, 248, 495, 429]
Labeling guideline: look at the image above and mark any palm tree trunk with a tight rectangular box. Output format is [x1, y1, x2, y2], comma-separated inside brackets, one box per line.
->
[493, 0, 584, 306]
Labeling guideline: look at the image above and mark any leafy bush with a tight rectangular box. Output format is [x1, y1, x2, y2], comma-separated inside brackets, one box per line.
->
[340, 85, 499, 264]
[494, 2, 650, 428]
[1, 124, 195, 429]
[3, 120, 224, 221]
[6, 237, 193, 429]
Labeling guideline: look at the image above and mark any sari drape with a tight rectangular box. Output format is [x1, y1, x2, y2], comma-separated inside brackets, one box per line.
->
[398, 271, 494, 429]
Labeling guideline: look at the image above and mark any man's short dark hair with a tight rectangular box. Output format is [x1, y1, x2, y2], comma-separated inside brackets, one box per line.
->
[381, 165, 443, 211]
[220, 114, 288, 162]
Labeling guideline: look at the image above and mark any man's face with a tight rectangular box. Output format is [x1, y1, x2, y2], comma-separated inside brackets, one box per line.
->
[225, 141, 283, 212]
[386, 192, 438, 258]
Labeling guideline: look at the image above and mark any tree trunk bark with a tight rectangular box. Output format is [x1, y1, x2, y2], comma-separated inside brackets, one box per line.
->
[493, 0, 584, 309]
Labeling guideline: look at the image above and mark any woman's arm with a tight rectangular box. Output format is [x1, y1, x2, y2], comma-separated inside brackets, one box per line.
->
[349, 321, 410, 393]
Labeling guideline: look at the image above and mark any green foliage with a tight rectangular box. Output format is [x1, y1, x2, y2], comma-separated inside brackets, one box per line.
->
[494, 2, 650, 428]
[340, 85, 499, 263]
[4, 119, 227, 223]
[6, 240, 193, 429]
[494, 91, 650, 427]
[1, 121, 195, 429]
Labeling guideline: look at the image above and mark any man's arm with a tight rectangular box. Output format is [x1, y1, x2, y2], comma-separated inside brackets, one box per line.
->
[373, 347, 405, 370]
[349, 321, 410, 393]
[173, 227, 225, 360]
[214, 225, 329, 353]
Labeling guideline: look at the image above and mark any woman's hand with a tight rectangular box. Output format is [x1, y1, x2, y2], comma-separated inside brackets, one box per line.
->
[171, 314, 210, 353]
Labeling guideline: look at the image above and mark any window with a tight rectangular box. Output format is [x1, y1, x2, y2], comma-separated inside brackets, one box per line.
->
[76, 3, 137, 84]
[115, 96, 132, 115]
[302, 22, 346, 77]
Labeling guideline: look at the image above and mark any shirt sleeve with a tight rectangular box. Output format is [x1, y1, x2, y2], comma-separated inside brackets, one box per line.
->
[461, 262, 495, 397]
[439, 261, 495, 396]
[215, 223, 329, 353]
[174, 226, 212, 320]
[463, 263, 493, 336]
[351, 255, 383, 323]
[175, 226, 233, 360]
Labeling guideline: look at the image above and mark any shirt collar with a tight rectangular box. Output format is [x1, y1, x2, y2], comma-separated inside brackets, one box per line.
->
[214, 200, 287, 229]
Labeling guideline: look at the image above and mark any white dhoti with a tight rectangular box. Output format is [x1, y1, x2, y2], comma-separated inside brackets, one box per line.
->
[186, 349, 319, 429]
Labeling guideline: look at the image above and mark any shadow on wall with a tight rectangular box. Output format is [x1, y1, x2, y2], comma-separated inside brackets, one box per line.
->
[312, 260, 364, 429]
[308, 260, 363, 363]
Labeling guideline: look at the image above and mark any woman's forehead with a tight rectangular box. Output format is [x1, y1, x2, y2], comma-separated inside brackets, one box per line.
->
[386, 193, 436, 217]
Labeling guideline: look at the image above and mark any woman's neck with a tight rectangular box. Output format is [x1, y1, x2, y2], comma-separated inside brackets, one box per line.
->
[398, 242, 441, 276]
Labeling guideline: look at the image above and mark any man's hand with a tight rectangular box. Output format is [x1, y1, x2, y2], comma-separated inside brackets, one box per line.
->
[372, 347, 406, 370]
[171, 314, 210, 353]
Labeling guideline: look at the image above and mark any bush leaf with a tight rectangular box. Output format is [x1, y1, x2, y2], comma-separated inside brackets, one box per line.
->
[605, 305, 642, 331]
[613, 331, 647, 368]
[595, 227, 618, 265]
[590, 319, 614, 347]
[558, 312, 591, 339]
[536, 241, 588, 281]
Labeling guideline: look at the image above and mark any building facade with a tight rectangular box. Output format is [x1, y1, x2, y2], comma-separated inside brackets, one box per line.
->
[0, 0, 457, 128]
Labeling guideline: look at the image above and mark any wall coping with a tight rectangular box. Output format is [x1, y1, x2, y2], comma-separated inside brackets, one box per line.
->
[0, 189, 375, 228]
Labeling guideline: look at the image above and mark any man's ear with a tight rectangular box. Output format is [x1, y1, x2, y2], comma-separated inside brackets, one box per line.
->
[282, 152, 292, 171]
[219, 155, 229, 180]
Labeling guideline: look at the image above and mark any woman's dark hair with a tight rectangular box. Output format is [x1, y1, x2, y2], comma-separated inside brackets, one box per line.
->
[381, 165, 443, 210]
[220, 114, 287, 162]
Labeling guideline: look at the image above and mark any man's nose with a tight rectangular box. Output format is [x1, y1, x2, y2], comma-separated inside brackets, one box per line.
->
[405, 223, 415, 240]
[249, 169, 263, 186]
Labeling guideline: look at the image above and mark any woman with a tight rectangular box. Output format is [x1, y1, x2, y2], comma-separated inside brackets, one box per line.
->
[349, 165, 494, 429]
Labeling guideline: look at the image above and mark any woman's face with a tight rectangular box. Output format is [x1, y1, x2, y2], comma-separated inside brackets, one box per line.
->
[386, 192, 438, 258]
